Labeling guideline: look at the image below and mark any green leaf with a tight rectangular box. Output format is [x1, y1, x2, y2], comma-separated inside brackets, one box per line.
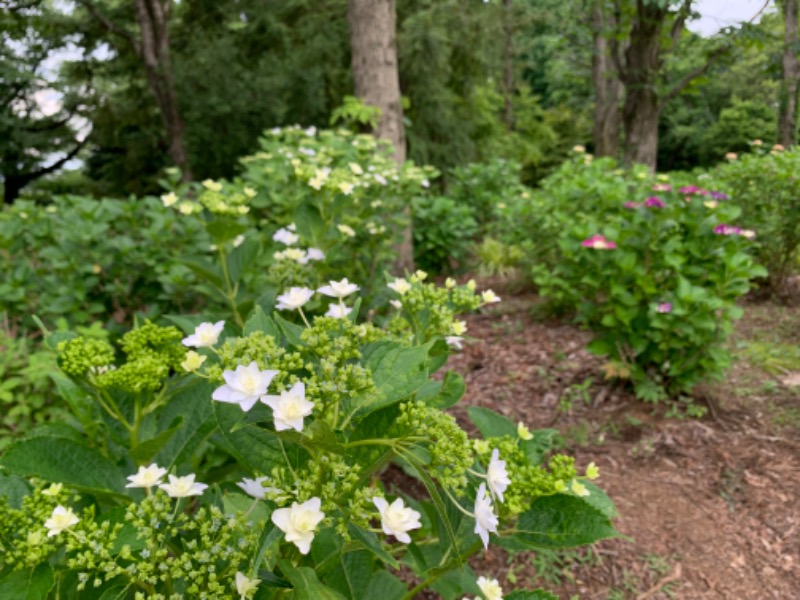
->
[426, 371, 465, 409]
[226, 237, 261, 284]
[213, 403, 289, 474]
[0, 437, 128, 497]
[363, 571, 407, 600]
[154, 380, 218, 470]
[580, 481, 618, 518]
[130, 419, 183, 464]
[273, 313, 307, 347]
[294, 201, 326, 243]
[345, 341, 430, 422]
[244, 305, 280, 338]
[207, 219, 247, 244]
[278, 561, 347, 600]
[505, 590, 559, 600]
[467, 406, 516, 438]
[98, 585, 131, 600]
[0, 473, 30, 509]
[0, 564, 54, 599]
[347, 523, 399, 568]
[178, 256, 224, 288]
[513, 494, 618, 549]
[520, 429, 558, 466]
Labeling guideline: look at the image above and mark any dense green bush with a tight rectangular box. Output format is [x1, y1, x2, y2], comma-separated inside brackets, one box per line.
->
[0, 324, 66, 449]
[0, 278, 616, 599]
[0, 196, 209, 331]
[533, 184, 765, 403]
[491, 151, 656, 274]
[708, 146, 800, 290]
[411, 195, 478, 273]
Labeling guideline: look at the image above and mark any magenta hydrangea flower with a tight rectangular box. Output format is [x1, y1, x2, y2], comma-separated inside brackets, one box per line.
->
[656, 303, 672, 314]
[710, 191, 729, 200]
[581, 235, 617, 250]
[644, 197, 665, 208]
[713, 224, 742, 236]
[678, 185, 699, 194]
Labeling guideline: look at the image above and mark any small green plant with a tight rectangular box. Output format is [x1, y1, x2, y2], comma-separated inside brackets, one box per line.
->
[411, 195, 478, 273]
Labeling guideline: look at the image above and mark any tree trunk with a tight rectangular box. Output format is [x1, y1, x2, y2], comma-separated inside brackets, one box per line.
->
[592, 0, 623, 158]
[134, 0, 192, 181]
[779, 0, 800, 147]
[621, 0, 665, 170]
[348, 0, 413, 270]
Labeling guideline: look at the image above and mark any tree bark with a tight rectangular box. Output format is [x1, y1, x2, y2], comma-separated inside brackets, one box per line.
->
[779, 0, 800, 147]
[348, 0, 413, 270]
[80, 0, 192, 180]
[621, 0, 664, 170]
[133, 0, 192, 180]
[592, 0, 623, 158]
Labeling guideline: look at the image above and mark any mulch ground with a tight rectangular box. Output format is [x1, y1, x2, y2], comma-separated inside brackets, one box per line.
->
[441, 288, 800, 600]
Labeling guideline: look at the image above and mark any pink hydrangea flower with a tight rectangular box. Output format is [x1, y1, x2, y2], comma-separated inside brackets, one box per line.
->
[652, 183, 672, 192]
[656, 303, 672, 314]
[581, 235, 617, 250]
[710, 191, 729, 200]
[713, 224, 742, 236]
[624, 201, 641, 209]
[644, 197, 665, 208]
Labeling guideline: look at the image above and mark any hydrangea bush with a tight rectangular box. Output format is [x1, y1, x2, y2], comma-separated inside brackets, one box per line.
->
[708, 145, 800, 291]
[534, 183, 765, 404]
[0, 277, 617, 599]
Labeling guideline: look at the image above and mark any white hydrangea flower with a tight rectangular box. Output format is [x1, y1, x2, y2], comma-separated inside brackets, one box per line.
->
[159, 473, 208, 498]
[446, 336, 464, 350]
[473, 483, 498, 549]
[181, 351, 207, 372]
[271, 497, 325, 554]
[161, 192, 178, 207]
[41, 483, 63, 497]
[390, 300, 403, 310]
[243, 187, 257, 198]
[126, 464, 168, 489]
[273, 227, 299, 246]
[451, 320, 468, 336]
[233, 234, 245, 248]
[182, 321, 225, 348]
[337, 224, 356, 237]
[517, 421, 533, 441]
[486, 449, 510, 503]
[338, 182, 355, 195]
[212, 361, 279, 412]
[235, 572, 261, 599]
[261, 382, 314, 432]
[44, 506, 79, 537]
[481, 290, 501, 304]
[374, 174, 388, 185]
[306, 247, 325, 261]
[276, 287, 315, 311]
[237, 476, 278, 500]
[202, 179, 223, 192]
[318, 278, 360, 299]
[387, 278, 411, 295]
[349, 162, 364, 175]
[477, 576, 504, 600]
[325, 303, 352, 319]
[373, 497, 422, 543]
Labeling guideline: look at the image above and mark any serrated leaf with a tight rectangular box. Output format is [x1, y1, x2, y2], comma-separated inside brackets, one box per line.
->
[513, 494, 618, 549]
[278, 561, 347, 600]
[363, 571, 407, 600]
[347, 523, 399, 568]
[213, 403, 292, 473]
[130, 419, 183, 464]
[273, 313, 306, 347]
[0, 437, 128, 497]
[178, 256, 224, 288]
[226, 237, 261, 284]
[154, 380, 218, 470]
[244, 306, 280, 338]
[0, 564, 54, 599]
[467, 406, 516, 438]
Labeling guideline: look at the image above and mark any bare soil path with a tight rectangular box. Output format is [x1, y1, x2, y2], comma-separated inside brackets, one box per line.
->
[445, 292, 800, 599]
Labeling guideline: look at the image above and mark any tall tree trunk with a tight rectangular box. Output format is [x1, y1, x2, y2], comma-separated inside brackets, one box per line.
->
[134, 0, 192, 180]
[348, 0, 413, 270]
[621, 0, 665, 170]
[592, 0, 623, 158]
[779, 0, 800, 147]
